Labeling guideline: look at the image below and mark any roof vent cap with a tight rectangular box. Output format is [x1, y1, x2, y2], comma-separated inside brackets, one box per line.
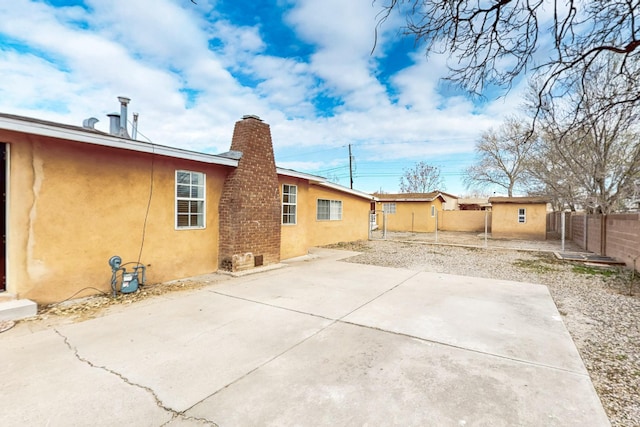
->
[242, 114, 262, 121]
[82, 117, 99, 129]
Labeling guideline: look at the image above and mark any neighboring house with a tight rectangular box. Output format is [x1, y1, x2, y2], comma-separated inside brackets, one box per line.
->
[438, 191, 459, 211]
[457, 197, 491, 211]
[373, 192, 445, 233]
[488, 197, 550, 240]
[0, 107, 372, 304]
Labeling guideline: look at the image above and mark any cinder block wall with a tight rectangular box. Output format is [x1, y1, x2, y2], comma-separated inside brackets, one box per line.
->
[571, 214, 586, 248]
[571, 213, 640, 271]
[606, 214, 640, 270]
[218, 116, 281, 271]
[586, 215, 603, 254]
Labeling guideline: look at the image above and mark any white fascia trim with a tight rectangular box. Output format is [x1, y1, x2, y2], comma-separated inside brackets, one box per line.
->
[276, 167, 375, 201]
[276, 167, 325, 182]
[0, 116, 238, 167]
[315, 181, 375, 201]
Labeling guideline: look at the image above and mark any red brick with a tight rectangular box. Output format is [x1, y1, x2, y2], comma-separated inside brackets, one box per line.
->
[218, 116, 281, 271]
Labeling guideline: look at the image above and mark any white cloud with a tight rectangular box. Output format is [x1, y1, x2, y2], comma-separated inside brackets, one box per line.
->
[0, 0, 529, 194]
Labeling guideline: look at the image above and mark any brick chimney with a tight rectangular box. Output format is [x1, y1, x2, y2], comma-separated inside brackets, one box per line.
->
[218, 115, 281, 271]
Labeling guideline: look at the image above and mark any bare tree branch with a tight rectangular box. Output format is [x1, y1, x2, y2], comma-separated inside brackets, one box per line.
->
[399, 161, 446, 192]
[464, 116, 534, 196]
[526, 54, 640, 213]
[375, 0, 640, 119]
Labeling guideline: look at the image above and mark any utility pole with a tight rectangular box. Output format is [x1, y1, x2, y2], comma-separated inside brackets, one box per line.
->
[349, 144, 354, 189]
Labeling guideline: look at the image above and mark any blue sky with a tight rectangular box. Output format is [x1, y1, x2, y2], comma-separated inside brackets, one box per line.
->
[0, 0, 529, 195]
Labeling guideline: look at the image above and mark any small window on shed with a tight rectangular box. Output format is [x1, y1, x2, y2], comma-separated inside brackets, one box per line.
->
[431, 205, 436, 217]
[518, 208, 526, 223]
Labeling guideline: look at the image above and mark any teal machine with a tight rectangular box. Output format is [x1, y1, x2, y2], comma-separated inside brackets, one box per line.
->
[108, 256, 146, 297]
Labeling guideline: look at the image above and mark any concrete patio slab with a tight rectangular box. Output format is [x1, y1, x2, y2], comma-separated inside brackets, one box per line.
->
[187, 321, 608, 427]
[0, 248, 609, 426]
[212, 250, 417, 320]
[343, 271, 587, 373]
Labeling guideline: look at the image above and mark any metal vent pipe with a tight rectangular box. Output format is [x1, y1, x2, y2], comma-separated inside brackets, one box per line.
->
[117, 96, 131, 138]
[107, 113, 120, 136]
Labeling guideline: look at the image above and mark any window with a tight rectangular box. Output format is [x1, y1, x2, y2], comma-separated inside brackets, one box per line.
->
[431, 205, 436, 217]
[176, 170, 205, 228]
[317, 199, 342, 220]
[383, 202, 396, 214]
[518, 208, 526, 223]
[282, 184, 297, 224]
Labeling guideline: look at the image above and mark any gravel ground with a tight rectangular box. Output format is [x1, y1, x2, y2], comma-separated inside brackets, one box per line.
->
[330, 235, 639, 427]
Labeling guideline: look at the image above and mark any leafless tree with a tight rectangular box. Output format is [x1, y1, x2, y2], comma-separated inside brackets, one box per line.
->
[522, 134, 590, 211]
[399, 161, 445, 192]
[526, 55, 640, 213]
[464, 116, 534, 196]
[375, 0, 640, 119]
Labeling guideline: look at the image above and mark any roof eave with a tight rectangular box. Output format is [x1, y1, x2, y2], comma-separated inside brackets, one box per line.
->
[0, 115, 238, 167]
[277, 168, 375, 201]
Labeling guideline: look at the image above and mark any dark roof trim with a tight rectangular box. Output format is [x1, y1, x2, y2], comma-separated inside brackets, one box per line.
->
[489, 197, 550, 204]
[375, 192, 446, 202]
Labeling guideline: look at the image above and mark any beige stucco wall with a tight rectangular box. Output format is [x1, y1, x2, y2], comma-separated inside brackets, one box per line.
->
[375, 200, 442, 232]
[440, 210, 491, 232]
[279, 178, 370, 259]
[279, 177, 309, 260]
[491, 203, 547, 240]
[5, 132, 229, 303]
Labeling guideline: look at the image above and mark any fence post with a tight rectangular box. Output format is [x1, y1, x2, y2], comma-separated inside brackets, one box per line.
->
[561, 211, 566, 252]
[383, 210, 387, 239]
[584, 214, 588, 250]
[601, 214, 607, 255]
[484, 210, 488, 248]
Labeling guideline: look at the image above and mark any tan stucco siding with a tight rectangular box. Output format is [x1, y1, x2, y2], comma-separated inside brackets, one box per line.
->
[5, 133, 228, 303]
[307, 185, 370, 247]
[440, 210, 491, 232]
[375, 199, 442, 232]
[279, 179, 370, 259]
[279, 177, 309, 260]
[491, 203, 547, 240]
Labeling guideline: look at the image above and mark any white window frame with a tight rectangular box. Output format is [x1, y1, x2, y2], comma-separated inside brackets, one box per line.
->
[431, 205, 436, 217]
[175, 170, 206, 229]
[518, 208, 526, 223]
[317, 199, 342, 221]
[383, 202, 396, 214]
[282, 184, 297, 225]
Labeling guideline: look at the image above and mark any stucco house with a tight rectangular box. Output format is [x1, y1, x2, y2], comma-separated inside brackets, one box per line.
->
[373, 192, 446, 233]
[0, 106, 372, 305]
[488, 197, 550, 240]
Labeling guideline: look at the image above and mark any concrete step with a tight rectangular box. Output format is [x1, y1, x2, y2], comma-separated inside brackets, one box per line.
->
[0, 299, 38, 321]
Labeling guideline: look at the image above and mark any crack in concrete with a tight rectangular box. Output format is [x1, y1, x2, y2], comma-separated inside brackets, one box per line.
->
[53, 329, 219, 427]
